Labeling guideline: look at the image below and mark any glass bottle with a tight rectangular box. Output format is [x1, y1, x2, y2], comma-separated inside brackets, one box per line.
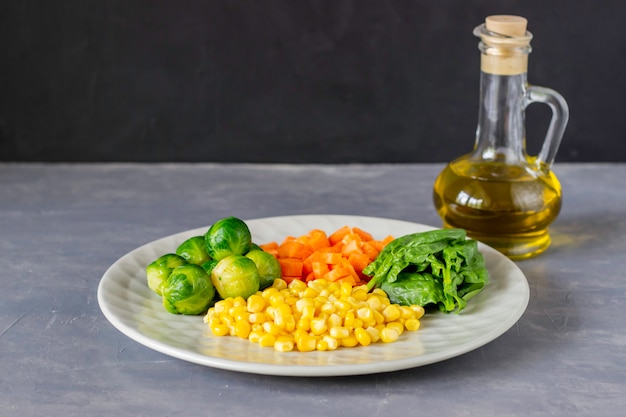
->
[433, 16, 569, 260]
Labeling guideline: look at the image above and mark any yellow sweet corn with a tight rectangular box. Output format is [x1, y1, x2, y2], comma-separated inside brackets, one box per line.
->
[203, 278, 423, 352]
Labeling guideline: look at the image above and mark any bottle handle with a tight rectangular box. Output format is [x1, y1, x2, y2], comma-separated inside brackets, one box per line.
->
[525, 85, 569, 168]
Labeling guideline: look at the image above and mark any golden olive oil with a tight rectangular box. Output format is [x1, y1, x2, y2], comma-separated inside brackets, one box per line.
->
[433, 157, 562, 260]
[432, 16, 569, 260]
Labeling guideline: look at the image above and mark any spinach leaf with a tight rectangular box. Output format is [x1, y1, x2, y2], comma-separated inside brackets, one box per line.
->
[364, 229, 488, 313]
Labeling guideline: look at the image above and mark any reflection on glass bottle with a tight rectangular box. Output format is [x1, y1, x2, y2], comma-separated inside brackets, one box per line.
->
[433, 16, 568, 260]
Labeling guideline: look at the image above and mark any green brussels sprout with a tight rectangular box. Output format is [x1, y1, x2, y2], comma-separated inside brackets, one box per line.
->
[146, 253, 187, 295]
[176, 236, 212, 265]
[201, 259, 219, 275]
[211, 255, 260, 300]
[249, 243, 263, 252]
[204, 217, 252, 261]
[161, 264, 215, 315]
[245, 250, 282, 289]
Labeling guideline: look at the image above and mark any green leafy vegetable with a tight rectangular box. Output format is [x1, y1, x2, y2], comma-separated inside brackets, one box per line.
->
[162, 264, 215, 315]
[146, 253, 188, 296]
[176, 236, 212, 265]
[364, 229, 488, 313]
[204, 217, 253, 261]
[245, 249, 282, 289]
[211, 255, 260, 300]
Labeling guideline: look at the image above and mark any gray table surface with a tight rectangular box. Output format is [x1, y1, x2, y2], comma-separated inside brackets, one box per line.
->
[1, 162, 624, 417]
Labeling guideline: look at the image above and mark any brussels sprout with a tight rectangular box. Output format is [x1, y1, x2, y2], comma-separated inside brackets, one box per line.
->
[176, 236, 212, 265]
[146, 253, 187, 295]
[245, 250, 282, 289]
[201, 259, 219, 275]
[161, 264, 215, 315]
[249, 243, 263, 252]
[204, 217, 252, 261]
[211, 255, 260, 299]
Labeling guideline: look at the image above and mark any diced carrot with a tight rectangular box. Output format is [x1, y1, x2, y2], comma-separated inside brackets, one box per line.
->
[259, 242, 279, 256]
[263, 225, 394, 286]
[278, 258, 303, 278]
[278, 240, 314, 260]
[348, 252, 371, 278]
[325, 267, 349, 282]
[321, 252, 342, 265]
[328, 226, 352, 246]
[306, 229, 331, 250]
[341, 237, 363, 257]
[311, 261, 330, 280]
[361, 241, 380, 260]
[352, 227, 374, 242]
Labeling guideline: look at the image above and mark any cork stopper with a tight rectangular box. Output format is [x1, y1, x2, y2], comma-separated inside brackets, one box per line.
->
[485, 15, 528, 37]
[476, 15, 532, 75]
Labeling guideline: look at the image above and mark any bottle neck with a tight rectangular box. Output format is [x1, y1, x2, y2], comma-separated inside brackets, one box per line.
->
[473, 71, 528, 162]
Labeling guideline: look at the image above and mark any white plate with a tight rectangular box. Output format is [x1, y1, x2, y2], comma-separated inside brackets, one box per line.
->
[97, 215, 529, 377]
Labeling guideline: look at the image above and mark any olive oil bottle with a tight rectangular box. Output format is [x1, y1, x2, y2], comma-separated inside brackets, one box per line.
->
[433, 16, 569, 260]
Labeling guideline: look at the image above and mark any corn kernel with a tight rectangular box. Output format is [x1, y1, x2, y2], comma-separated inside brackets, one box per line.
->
[373, 310, 385, 325]
[343, 310, 356, 329]
[365, 326, 380, 343]
[354, 327, 371, 346]
[399, 306, 415, 320]
[272, 279, 288, 290]
[302, 287, 318, 299]
[234, 320, 251, 339]
[329, 326, 350, 339]
[207, 316, 222, 328]
[301, 305, 315, 321]
[219, 313, 235, 327]
[353, 318, 364, 329]
[259, 333, 276, 347]
[262, 321, 281, 336]
[274, 336, 295, 352]
[340, 281, 352, 299]
[405, 318, 421, 331]
[213, 299, 232, 314]
[247, 294, 266, 313]
[340, 334, 359, 347]
[269, 293, 286, 307]
[386, 320, 404, 336]
[232, 296, 246, 308]
[249, 312, 267, 324]
[248, 330, 264, 343]
[356, 306, 374, 322]
[210, 323, 230, 336]
[296, 318, 311, 332]
[289, 279, 307, 294]
[322, 335, 339, 350]
[380, 327, 400, 343]
[382, 305, 402, 322]
[351, 288, 368, 301]
[366, 295, 383, 310]
[334, 299, 351, 314]
[316, 339, 329, 351]
[372, 288, 387, 297]
[307, 279, 326, 292]
[310, 317, 328, 335]
[409, 304, 425, 319]
[296, 334, 318, 352]
[327, 313, 342, 328]
[229, 306, 249, 322]
[320, 301, 335, 315]
[284, 314, 296, 332]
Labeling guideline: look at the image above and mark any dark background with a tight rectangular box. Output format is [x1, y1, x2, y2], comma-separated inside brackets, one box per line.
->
[1, 0, 623, 163]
